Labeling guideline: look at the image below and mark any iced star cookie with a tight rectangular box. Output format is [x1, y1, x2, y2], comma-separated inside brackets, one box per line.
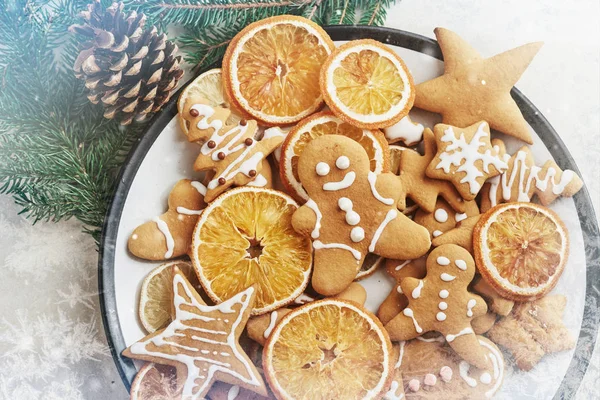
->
[128, 179, 207, 261]
[413, 197, 479, 240]
[291, 134, 431, 296]
[384, 115, 425, 147]
[385, 245, 490, 370]
[123, 267, 267, 399]
[415, 27, 542, 144]
[398, 336, 505, 399]
[425, 121, 508, 201]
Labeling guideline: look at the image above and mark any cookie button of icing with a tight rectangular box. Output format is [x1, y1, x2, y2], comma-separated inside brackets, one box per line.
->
[424, 373, 437, 386]
[350, 227, 365, 242]
[440, 366, 453, 382]
[436, 312, 447, 321]
[408, 379, 420, 392]
[336, 155, 350, 169]
[316, 162, 330, 176]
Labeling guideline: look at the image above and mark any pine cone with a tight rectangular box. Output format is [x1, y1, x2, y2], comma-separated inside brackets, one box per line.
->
[70, 1, 184, 125]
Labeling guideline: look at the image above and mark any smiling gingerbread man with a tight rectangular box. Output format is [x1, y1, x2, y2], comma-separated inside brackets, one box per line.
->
[291, 135, 431, 296]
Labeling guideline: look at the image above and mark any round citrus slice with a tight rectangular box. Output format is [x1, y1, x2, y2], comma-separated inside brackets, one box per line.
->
[263, 299, 393, 400]
[139, 260, 201, 333]
[473, 203, 569, 301]
[177, 68, 242, 136]
[280, 111, 390, 202]
[191, 187, 312, 315]
[130, 363, 181, 400]
[320, 39, 415, 129]
[222, 15, 334, 125]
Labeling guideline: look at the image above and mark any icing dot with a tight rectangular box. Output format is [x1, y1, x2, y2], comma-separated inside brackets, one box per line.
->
[480, 372, 492, 384]
[433, 230, 443, 237]
[455, 213, 468, 223]
[316, 162, 330, 176]
[438, 301, 448, 310]
[397, 285, 403, 294]
[434, 208, 449, 223]
[338, 197, 360, 225]
[436, 312, 447, 321]
[481, 80, 487, 85]
[455, 259, 467, 270]
[440, 366, 453, 382]
[408, 379, 420, 392]
[439, 289, 449, 299]
[424, 373, 437, 386]
[350, 227, 365, 242]
[336, 155, 350, 169]
[437, 256, 450, 266]
[131, 234, 138, 240]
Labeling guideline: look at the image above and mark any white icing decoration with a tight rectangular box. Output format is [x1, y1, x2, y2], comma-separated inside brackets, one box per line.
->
[335, 155, 350, 169]
[383, 115, 424, 146]
[480, 338, 504, 398]
[350, 227, 365, 242]
[316, 162, 330, 176]
[411, 281, 424, 299]
[207, 148, 264, 190]
[455, 212, 468, 223]
[129, 280, 262, 398]
[263, 311, 278, 339]
[131, 234, 138, 240]
[467, 299, 477, 317]
[153, 217, 174, 258]
[369, 209, 398, 252]
[446, 327, 474, 342]
[313, 240, 361, 261]
[435, 123, 508, 195]
[480, 373, 492, 384]
[437, 256, 450, 266]
[416, 336, 445, 343]
[305, 199, 322, 239]
[323, 171, 355, 191]
[434, 208, 449, 223]
[294, 294, 314, 305]
[338, 197, 360, 225]
[176, 207, 203, 215]
[395, 341, 405, 369]
[247, 174, 268, 187]
[403, 308, 423, 333]
[438, 301, 448, 310]
[383, 380, 405, 400]
[432, 230, 443, 237]
[459, 361, 478, 388]
[436, 312, 447, 321]
[394, 260, 411, 271]
[455, 259, 467, 271]
[190, 181, 207, 196]
[440, 366, 453, 382]
[262, 127, 285, 140]
[397, 285, 403, 294]
[439, 289, 449, 299]
[227, 385, 240, 400]
[440, 273, 456, 282]
[367, 171, 395, 205]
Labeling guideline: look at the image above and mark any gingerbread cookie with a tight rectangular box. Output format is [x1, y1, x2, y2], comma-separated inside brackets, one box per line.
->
[398, 336, 505, 398]
[415, 27, 542, 144]
[413, 197, 479, 240]
[382, 343, 406, 400]
[181, 95, 283, 202]
[128, 179, 207, 260]
[425, 121, 508, 201]
[431, 215, 480, 253]
[378, 257, 428, 325]
[291, 134, 431, 296]
[123, 267, 267, 398]
[471, 312, 497, 335]
[397, 128, 467, 213]
[472, 277, 514, 316]
[384, 115, 425, 147]
[385, 245, 490, 370]
[487, 295, 575, 371]
[481, 141, 583, 212]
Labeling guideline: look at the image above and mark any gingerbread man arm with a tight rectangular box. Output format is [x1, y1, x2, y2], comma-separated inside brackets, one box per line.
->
[385, 307, 424, 341]
[291, 204, 318, 238]
[469, 294, 488, 319]
[374, 172, 403, 202]
[369, 211, 431, 260]
[399, 277, 421, 298]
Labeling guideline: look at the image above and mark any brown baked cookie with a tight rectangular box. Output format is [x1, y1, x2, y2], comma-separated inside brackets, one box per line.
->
[471, 312, 497, 335]
[431, 215, 480, 253]
[487, 295, 575, 371]
[398, 336, 505, 398]
[415, 27, 542, 144]
[381, 342, 407, 400]
[385, 245, 490, 370]
[472, 277, 514, 316]
[128, 179, 207, 261]
[413, 197, 479, 240]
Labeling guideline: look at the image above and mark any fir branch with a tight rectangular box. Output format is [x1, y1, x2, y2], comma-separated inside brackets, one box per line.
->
[358, 0, 395, 26]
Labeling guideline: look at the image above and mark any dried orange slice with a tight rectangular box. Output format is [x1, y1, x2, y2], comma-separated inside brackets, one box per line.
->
[320, 39, 415, 129]
[130, 363, 181, 400]
[473, 203, 569, 301]
[263, 299, 393, 400]
[280, 111, 389, 202]
[191, 187, 312, 315]
[222, 15, 334, 125]
[138, 260, 201, 333]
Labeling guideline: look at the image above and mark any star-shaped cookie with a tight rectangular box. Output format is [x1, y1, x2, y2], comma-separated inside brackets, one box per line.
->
[397, 128, 466, 213]
[123, 267, 267, 399]
[415, 27, 542, 144]
[426, 121, 508, 200]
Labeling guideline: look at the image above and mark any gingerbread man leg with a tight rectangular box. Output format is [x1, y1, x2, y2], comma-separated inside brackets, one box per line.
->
[385, 310, 423, 341]
[311, 248, 363, 296]
[447, 332, 491, 371]
[369, 213, 431, 260]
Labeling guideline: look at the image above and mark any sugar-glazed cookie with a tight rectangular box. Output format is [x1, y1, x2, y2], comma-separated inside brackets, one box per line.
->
[291, 135, 431, 296]
[413, 197, 479, 240]
[128, 179, 207, 260]
[385, 245, 490, 370]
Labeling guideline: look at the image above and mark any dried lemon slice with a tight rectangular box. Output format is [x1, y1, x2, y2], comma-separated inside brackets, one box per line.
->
[130, 363, 181, 400]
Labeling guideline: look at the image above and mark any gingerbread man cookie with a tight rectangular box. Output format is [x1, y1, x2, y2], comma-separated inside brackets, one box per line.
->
[291, 135, 431, 296]
[431, 215, 480, 253]
[385, 245, 489, 370]
[181, 95, 283, 202]
[413, 197, 479, 240]
[128, 179, 207, 260]
[426, 121, 508, 201]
